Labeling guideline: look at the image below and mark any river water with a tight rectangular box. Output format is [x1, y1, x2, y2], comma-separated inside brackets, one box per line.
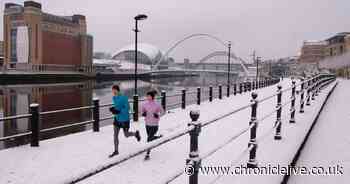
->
[0, 74, 241, 150]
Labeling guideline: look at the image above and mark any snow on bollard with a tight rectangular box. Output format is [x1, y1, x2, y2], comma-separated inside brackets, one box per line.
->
[247, 92, 258, 168]
[274, 85, 283, 140]
[186, 110, 201, 184]
[290, 81, 296, 123]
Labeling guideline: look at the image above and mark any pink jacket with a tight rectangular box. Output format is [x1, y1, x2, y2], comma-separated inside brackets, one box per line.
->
[141, 100, 164, 126]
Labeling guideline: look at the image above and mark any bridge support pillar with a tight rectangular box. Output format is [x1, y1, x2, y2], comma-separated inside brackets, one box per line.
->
[247, 92, 258, 168]
[274, 85, 283, 140]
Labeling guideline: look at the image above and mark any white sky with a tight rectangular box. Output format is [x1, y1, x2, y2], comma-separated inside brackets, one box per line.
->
[1, 0, 350, 62]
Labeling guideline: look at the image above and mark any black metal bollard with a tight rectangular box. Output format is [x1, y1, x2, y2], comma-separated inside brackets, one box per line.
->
[186, 110, 201, 184]
[244, 82, 247, 92]
[227, 85, 230, 97]
[247, 92, 258, 168]
[133, 95, 139, 122]
[274, 85, 282, 140]
[197, 87, 201, 105]
[306, 78, 311, 106]
[248, 82, 252, 92]
[239, 83, 243, 94]
[209, 86, 213, 102]
[182, 89, 186, 109]
[219, 85, 222, 99]
[93, 98, 100, 132]
[290, 81, 296, 123]
[30, 103, 40, 147]
[300, 79, 305, 113]
[161, 91, 166, 112]
[234, 83, 237, 95]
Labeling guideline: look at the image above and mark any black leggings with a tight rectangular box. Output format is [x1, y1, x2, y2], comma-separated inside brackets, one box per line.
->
[146, 125, 159, 155]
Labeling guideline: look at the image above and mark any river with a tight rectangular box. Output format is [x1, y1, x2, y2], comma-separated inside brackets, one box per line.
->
[0, 73, 242, 150]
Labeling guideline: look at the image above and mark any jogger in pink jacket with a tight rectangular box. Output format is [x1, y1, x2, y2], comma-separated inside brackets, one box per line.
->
[141, 90, 164, 160]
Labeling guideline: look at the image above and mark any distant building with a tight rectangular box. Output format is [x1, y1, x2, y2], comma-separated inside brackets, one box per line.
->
[3, 1, 93, 73]
[299, 40, 327, 64]
[324, 32, 350, 57]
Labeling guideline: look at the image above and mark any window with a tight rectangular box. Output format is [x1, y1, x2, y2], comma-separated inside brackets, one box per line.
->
[10, 29, 17, 63]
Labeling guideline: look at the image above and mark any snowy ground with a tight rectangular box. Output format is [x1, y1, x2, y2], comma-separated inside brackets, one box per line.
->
[0, 78, 337, 184]
[289, 79, 350, 184]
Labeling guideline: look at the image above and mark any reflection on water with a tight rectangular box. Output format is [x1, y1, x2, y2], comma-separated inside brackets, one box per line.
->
[0, 73, 240, 150]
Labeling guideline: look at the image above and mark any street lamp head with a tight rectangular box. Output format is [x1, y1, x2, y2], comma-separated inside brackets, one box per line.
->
[135, 14, 148, 20]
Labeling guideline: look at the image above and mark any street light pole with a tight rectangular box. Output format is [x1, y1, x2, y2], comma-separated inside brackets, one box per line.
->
[134, 19, 139, 95]
[227, 41, 231, 87]
[133, 14, 147, 95]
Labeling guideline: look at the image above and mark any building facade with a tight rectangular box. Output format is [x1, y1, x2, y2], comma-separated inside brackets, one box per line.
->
[299, 41, 328, 64]
[324, 32, 350, 57]
[3, 1, 93, 73]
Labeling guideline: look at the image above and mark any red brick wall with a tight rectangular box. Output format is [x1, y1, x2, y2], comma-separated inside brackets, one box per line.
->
[42, 31, 82, 65]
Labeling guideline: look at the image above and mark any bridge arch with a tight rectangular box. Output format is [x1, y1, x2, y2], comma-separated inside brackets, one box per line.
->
[197, 51, 250, 76]
[153, 33, 228, 69]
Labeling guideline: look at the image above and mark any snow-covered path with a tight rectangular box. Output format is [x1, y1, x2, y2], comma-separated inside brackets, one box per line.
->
[289, 79, 350, 184]
[0, 78, 336, 184]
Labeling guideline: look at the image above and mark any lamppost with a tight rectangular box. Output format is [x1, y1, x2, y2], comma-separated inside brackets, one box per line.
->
[134, 14, 148, 95]
[227, 41, 231, 96]
[256, 56, 261, 82]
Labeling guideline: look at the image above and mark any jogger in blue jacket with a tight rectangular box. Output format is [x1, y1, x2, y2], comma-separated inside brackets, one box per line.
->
[109, 85, 141, 158]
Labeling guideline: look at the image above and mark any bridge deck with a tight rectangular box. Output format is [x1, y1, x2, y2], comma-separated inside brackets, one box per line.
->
[0, 79, 337, 184]
[289, 79, 350, 184]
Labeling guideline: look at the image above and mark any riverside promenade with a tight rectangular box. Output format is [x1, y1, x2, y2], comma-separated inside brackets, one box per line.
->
[289, 79, 350, 184]
[0, 77, 338, 184]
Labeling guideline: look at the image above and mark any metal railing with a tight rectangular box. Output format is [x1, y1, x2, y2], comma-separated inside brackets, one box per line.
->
[64, 74, 336, 184]
[0, 74, 337, 184]
[0, 78, 280, 146]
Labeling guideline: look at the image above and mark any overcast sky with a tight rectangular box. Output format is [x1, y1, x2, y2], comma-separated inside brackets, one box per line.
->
[1, 0, 350, 62]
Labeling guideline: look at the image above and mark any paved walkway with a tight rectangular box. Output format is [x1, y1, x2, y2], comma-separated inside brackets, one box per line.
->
[289, 79, 350, 184]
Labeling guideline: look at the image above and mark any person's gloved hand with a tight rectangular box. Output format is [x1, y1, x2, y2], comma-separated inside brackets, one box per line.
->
[153, 113, 159, 119]
[109, 107, 120, 114]
[142, 112, 147, 117]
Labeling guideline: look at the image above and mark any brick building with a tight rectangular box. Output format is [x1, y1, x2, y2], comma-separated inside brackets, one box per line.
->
[299, 40, 328, 64]
[3, 1, 93, 73]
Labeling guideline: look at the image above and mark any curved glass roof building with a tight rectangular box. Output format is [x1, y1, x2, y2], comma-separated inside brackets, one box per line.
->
[112, 43, 163, 65]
